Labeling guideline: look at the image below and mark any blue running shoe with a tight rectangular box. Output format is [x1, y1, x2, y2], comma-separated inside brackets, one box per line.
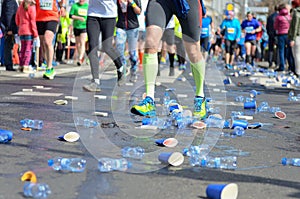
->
[131, 96, 156, 116]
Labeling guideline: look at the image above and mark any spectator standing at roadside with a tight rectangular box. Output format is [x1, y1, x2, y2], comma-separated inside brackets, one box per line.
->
[15, 0, 38, 73]
[266, 5, 279, 68]
[69, 0, 88, 66]
[274, 3, 294, 72]
[288, 0, 300, 76]
[0, 0, 18, 71]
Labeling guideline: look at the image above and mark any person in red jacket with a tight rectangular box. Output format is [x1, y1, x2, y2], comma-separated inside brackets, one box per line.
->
[15, 0, 39, 72]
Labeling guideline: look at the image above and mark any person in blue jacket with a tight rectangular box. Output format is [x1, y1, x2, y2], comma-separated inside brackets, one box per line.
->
[241, 11, 261, 66]
[220, 10, 241, 69]
[200, 14, 214, 59]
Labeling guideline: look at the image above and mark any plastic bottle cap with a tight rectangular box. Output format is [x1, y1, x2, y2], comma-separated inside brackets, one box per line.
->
[201, 159, 206, 167]
[281, 157, 287, 165]
[48, 159, 54, 166]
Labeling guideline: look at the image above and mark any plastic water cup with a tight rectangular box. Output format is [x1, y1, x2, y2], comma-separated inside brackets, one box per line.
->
[244, 101, 256, 109]
[223, 78, 231, 85]
[58, 132, 80, 142]
[158, 152, 184, 167]
[206, 183, 238, 199]
[155, 138, 178, 147]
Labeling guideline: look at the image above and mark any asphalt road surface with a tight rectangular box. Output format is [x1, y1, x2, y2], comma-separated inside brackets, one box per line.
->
[0, 59, 299, 199]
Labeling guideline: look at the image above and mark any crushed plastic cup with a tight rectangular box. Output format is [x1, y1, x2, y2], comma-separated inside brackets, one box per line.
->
[53, 99, 68, 105]
[191, 121, 206, 129]
[21, 171, 37, 183]
[58, 132, 80, 142]
[155, 138, 178, 147]
[158, 152, 184, 167]
[206, 183, 238, 199]
[274, 111, 286, 120]
[223, 77, 231, 85]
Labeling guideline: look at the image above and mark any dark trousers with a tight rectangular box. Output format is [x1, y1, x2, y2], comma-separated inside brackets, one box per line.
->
[268, 36, 279, 67]
[4, 34, 14, 69]
[87, 16, 122, 80]
[278, 34, 295, 71]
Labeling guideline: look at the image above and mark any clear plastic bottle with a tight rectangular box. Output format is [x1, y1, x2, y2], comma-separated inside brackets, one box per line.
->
[48, 157, 86, 172]
[205, 115, 225, 129]
[281, 157, 300, 166]
[0, 129, 13, 143]
[288, 91, 298, 101]
[235, 95, 244, 102]
[23, 182, 51, 199]
[161, 91, 171, 116]
[20, 119, 44, 130]
[190, 155, 237, 170]
[75, 117, 99, 128]
[98, 158, 130, 172]
[257, 101, 270, 112]
[249, 89, 259, 98]
[121, 146, 145, 159]
[205, 156, 237, 169]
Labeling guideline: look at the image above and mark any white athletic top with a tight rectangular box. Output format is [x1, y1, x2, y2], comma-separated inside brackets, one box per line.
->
[88, 0, 117, 18]
[138, 0, 148, 31]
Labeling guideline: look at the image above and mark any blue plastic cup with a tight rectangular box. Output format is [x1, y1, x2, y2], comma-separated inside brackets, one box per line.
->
[244, 100, 256, 109]
[231, 119, 248, 129]
[206, 183, 238, 199]
[223, 78, 231, 85]
[155, 138, 166, 146]
[158, 152, 184, 167]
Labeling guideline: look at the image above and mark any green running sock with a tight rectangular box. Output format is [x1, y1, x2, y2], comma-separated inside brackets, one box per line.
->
[191, 60, 206, 97]
[143, 53, 158, 99]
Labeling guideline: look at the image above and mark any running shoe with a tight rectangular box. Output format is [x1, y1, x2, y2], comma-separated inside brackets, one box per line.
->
[179, 64, 186, 71]
[43, 68, 56, 80]
[169, 67, 175, 76]
[225, 64, 233, 70]
[129, 71, 138, 83]
[193, 96, 207, 120]
[117, 69, 126, 86]
[83, 82, 101, 92]
[131, 96, 156, 116]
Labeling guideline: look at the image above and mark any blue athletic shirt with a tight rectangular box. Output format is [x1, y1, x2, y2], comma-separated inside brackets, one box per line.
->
[241, 18, 260, 41]
[220, 18, 241, 41]
[201, 16, 212, 38]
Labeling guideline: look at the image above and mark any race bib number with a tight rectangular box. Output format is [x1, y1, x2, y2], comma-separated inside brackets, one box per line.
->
[245, 26, 254, 33]
[201, 27, 209, 35]
[40, 0, 53, 10]
[227, 28, 235, 34]
[78, 8, 87, 16]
